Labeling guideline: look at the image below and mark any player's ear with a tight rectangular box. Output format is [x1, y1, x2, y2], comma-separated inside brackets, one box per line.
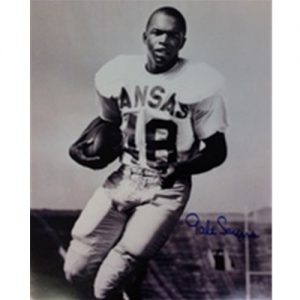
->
[142, 32, 147, 43]
[179, 36, 186, 50]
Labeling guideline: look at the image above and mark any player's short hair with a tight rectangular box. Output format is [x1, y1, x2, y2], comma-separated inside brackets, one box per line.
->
[146, 7, 187, 35]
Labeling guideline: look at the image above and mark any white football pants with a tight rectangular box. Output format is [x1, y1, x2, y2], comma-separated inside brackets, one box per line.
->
[64, 164, 191, 299]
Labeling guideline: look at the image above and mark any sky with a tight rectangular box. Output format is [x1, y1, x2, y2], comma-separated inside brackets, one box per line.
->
[31, 0, 271, 213]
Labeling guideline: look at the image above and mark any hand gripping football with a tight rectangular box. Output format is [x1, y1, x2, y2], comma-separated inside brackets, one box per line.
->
[69, 117, 123, 169]
[84, 120, 123, 160]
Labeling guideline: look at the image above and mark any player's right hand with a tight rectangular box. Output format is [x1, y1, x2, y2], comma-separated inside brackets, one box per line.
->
[69, 140, 107, 170]
[69, 116, 122, 170]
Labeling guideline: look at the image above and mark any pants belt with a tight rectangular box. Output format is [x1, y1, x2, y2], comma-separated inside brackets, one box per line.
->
[123, 165, 162, 178]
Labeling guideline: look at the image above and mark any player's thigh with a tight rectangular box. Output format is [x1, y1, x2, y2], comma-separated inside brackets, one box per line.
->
[64, 185, 127, 280]
[116, 178, 191, 258]
[71, 185, 125, 242]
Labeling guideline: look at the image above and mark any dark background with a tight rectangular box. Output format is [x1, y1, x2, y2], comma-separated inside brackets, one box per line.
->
[31, 208, 271, 299]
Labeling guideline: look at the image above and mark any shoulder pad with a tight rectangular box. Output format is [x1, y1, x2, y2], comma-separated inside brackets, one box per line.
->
[177, 61, 225, 104]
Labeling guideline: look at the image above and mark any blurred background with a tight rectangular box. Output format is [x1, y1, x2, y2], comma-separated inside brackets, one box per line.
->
[31, 208, 271, 299]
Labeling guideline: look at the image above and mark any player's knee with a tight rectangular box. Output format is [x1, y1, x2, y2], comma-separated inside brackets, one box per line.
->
[63, 252, 84, 283]
[94, 288, 122, 300]
[64, 260, 94, 285]
[117, 235, 168, 260]
[93, 246, 138, 299]
[115, 243, 145, 260]
[64, 261, 81, 284]
[63, 244, 94, 284]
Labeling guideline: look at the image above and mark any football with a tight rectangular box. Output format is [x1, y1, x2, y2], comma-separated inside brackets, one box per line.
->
[83, 121, 123, 163]
[69, 117, 123, 169]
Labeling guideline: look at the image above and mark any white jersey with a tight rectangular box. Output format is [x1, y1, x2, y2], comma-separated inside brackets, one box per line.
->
[95, 55, 228, 170]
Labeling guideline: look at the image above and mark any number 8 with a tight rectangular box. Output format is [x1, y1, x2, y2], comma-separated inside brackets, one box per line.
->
[146, 119, 177, 163]
[124, 114, 178, 165]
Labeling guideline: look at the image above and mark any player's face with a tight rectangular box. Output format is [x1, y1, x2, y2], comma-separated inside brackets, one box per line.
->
[143, 13, 186, 73]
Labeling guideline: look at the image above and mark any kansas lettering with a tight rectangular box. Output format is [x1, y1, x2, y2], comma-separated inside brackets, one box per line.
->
[119, 86, 189, 119]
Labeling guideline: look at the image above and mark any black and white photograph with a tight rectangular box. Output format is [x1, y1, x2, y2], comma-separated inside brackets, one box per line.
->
[31, 1, 271, 299]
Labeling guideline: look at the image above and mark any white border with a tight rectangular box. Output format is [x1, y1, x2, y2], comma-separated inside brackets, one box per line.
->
[273, 0, 300, 299]
[2, 0, 300, 298]
[0, 0, 30, 298]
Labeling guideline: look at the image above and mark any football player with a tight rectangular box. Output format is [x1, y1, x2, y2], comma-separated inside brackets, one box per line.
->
[64, 6, 228, 300]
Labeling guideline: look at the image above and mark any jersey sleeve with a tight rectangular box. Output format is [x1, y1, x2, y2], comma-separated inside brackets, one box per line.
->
[177, 62, 225, 104]
[94, 56, 124, 123]
[191, 94, 228, 140]
[94, 55, 124, 99]
[95, 91, 121, 124]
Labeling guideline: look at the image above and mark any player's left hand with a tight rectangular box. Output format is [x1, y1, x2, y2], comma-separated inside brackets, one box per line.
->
[160, 165, 179, 189]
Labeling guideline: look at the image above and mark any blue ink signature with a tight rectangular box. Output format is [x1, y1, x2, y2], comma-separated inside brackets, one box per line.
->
[185, 213, 259, 241]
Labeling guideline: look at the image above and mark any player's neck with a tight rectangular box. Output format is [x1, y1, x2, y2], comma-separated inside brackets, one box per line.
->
[145, 57, 179, 74]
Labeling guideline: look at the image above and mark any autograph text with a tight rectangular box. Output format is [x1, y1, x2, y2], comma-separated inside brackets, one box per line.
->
[185, 213, 259, 242]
